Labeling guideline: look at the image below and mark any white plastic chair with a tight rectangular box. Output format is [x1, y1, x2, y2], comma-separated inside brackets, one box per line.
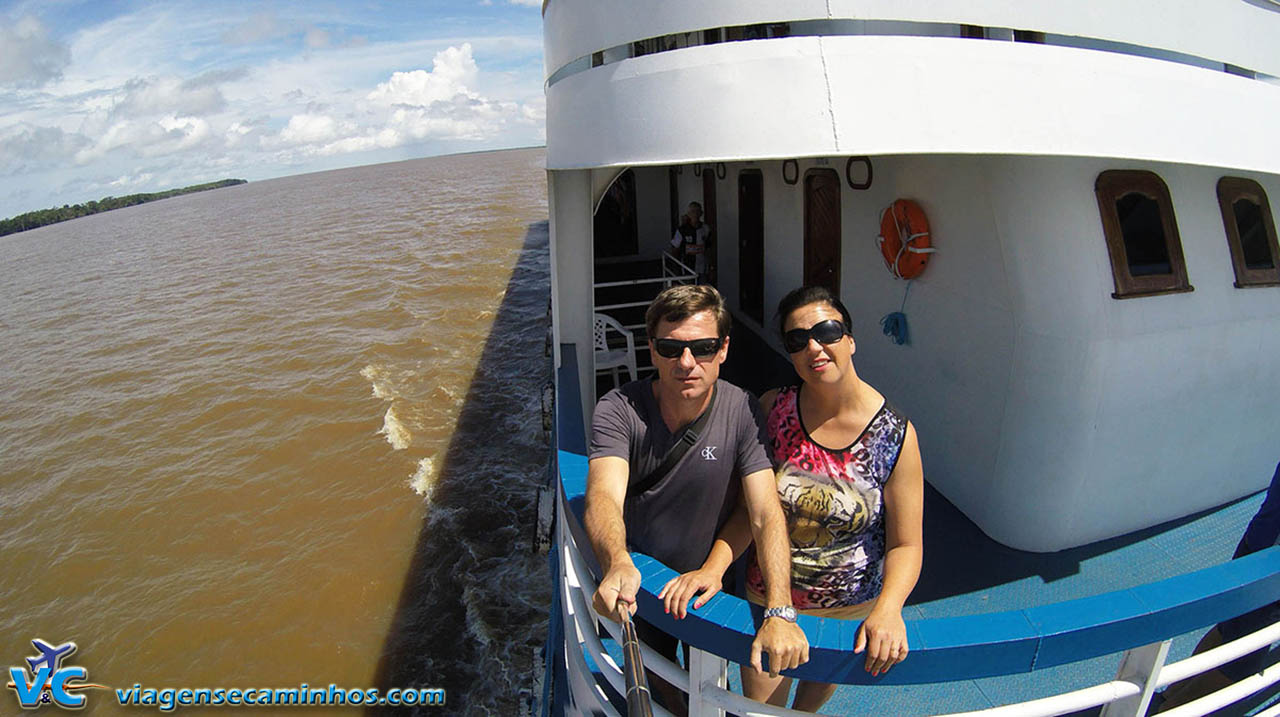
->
[593, 313, 638, 388]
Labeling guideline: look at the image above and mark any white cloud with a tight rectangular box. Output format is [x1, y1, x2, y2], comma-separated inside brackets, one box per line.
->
[154, 116, 212, 152]
[260, 43, 537, 156]
[76, 114, 215, 164]
[111, 75, 229, 119]
[367, 44, 481, 108]
[0, 2, 547, 218]
[278, 113, 342, 145]
[509, 0, 542, 6]
[0, 123, 90, 173]
[109, 171, 154, 188]
[519, 95, 546, 123]
[186, 68, 251, 88]
[359, 43, 535, 141]
[314, 128, 401, 156]
[48, 66, 243, 166]
[224, 119, 264, 149]
[0, 15, 72, 88]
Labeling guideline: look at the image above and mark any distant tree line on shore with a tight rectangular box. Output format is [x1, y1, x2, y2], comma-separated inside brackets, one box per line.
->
[0, 179, 249, 237]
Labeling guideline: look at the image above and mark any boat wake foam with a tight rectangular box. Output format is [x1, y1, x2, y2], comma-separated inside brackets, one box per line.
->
[379, 405, 412, 450]
[409, 455, 437, 498]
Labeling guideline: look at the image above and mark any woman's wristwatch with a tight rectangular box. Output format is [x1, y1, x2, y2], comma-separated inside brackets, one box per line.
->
[762, 605, 797, 623]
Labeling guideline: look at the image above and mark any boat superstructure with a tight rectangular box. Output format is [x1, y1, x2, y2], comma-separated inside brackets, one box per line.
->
[538, 1, 1280, 714]
[546, 0, 1280, 551]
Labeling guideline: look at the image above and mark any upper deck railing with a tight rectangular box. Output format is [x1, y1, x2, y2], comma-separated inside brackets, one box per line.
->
[543, 0, 1280, 83]
[541, 2, 1280, 175]
[547, 345, 1280, 715]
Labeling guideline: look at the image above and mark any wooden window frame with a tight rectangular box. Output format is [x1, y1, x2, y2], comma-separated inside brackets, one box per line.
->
[1217, 176, 1280, 288]
[1095, 170, 1193, 299]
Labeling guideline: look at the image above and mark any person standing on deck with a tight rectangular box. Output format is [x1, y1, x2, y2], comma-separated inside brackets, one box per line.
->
[670, 201, 710, 283]
[586, 284, 809, 715]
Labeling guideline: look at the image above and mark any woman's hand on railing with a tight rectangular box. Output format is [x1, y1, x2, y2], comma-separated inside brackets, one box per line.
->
[658, 566, 726, 619]
[854, 606, 909, 677]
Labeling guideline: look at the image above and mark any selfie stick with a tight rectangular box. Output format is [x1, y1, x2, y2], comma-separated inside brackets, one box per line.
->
[617, 605, 654, 717]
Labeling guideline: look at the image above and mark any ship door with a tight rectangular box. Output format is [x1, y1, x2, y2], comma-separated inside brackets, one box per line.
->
[703, 171, 718, 287]
[594, 169, 638, 258]
[804, 168, 841, 294]
[738, 170, 764, 324]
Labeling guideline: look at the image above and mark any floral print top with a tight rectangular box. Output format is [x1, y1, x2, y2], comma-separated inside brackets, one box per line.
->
[747, 385, 908, 609]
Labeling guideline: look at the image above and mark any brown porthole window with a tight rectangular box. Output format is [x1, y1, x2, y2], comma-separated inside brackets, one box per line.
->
[1095, 170, 1193, 299]
[1217, 177, 1280, 288]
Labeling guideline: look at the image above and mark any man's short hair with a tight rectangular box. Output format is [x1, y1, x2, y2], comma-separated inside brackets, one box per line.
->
[646, 284, 731, 340]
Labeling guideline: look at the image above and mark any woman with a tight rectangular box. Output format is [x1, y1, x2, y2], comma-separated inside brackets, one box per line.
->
[659, 285, 924, 712]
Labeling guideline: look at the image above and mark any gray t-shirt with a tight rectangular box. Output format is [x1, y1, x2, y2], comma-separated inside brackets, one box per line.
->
[589, 379, 773, 573]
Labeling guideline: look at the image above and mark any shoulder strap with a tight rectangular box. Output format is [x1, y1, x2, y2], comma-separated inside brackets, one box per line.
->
[629, 385, 719, 497]
[880, 402, 910, 481]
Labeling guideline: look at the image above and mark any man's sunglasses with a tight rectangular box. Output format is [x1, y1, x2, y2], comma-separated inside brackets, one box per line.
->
[652, 337, 724, 359]
[783, 319, 850, 353]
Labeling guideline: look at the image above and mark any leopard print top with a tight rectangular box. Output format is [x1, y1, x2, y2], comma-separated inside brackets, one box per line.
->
[747, 385, 908, 609]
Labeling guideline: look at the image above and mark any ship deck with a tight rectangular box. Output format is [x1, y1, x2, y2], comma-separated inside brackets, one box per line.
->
[738, 475, 1272, 715]
[722, 312, 1279, 716]
[581, 305, 1278, 716]
[589, 432, 1275, 715]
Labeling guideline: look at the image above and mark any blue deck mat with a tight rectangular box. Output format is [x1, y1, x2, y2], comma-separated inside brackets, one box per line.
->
[819, 488, 1267, 716]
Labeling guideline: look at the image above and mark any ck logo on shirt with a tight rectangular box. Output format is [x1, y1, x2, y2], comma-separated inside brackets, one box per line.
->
[701, 446, 718, 461]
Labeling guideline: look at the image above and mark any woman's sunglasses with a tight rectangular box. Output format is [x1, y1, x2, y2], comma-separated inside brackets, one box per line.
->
[783, 319, 850, 353]
[652, 337, 724, 359]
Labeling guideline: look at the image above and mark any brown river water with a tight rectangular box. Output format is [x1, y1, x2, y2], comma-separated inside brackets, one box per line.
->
[0, 147, 551, 715]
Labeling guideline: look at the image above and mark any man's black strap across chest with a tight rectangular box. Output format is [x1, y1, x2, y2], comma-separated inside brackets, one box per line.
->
[628, 385, 718, 498]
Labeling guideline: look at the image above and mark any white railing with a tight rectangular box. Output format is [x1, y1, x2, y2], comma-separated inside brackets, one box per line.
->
[592, 254, 698, 375]
[935, 623, 1280, 717]
[592, 254, 697, 312]
[554, 483, 1280, 717]
[660, 252, 698, 288]
[543, 1, 1280, 86]
[554, 504, 846, 716]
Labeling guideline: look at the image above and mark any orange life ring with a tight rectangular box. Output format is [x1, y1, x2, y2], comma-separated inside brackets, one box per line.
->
[877, 199, 936, 279]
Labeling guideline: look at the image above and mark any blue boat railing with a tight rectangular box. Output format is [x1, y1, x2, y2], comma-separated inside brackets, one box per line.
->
[546, 345, 1280, 716]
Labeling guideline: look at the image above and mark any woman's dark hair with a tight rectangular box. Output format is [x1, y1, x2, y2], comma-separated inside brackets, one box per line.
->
[776, 286, 853, 337]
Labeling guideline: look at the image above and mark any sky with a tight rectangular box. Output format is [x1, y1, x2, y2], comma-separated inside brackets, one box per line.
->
[0, 0, 547, 218]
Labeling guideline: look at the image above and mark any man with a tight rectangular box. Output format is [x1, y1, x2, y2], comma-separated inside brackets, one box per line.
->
[670, 201, 711, 282]
[585, 284, 808, 713]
